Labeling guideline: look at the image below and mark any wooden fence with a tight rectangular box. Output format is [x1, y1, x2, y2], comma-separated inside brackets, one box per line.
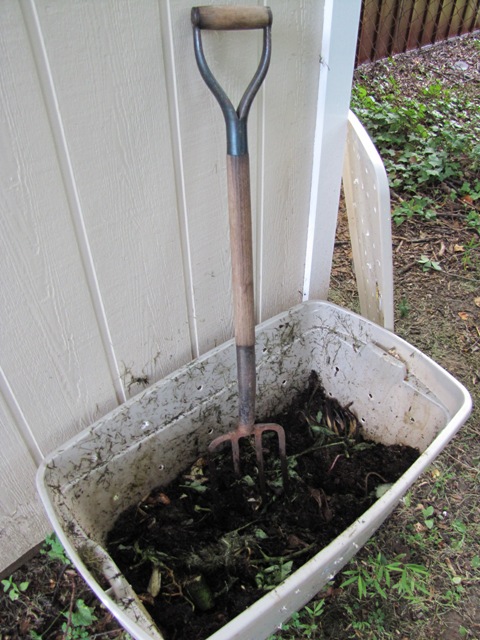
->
[356, 0, 480, 64]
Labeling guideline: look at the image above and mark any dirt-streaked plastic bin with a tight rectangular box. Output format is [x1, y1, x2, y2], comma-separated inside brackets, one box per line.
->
[37, 301, 471, 640]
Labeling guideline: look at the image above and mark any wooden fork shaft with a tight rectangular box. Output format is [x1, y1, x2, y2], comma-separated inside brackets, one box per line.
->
[227, 154, 256, 427]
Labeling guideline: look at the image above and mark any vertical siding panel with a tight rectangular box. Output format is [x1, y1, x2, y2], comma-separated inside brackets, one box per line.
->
[167, 0, 261, 354]
[156, 1, 200, 358]
[259, 0, 322, 321]
[34, 1, 193, 395]
[305, 0, 362, 300]
[0, 0, 117, 455]
[0, 393, 50, 571]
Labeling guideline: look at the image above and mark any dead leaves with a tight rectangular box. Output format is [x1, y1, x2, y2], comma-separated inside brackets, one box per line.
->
[457, 307, 480, 347]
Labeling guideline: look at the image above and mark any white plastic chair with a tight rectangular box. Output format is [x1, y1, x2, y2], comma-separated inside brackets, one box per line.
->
[343, 110, 394, 331]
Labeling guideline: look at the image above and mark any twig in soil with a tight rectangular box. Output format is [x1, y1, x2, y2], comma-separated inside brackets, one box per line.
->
[308, 486, 333, 521]
[444, 450, 480, 474]
[443, 270, 480, 283]
[290, 441, 346, 461]
[51, 564, 69, 604]
[398, 261, 418, 275]
[392, 235, 444, 244]
[327, 454, 343, 474]
[62, 576, 76, 640]
[364, 471, 388, 495]
[257, 542, 318, 565]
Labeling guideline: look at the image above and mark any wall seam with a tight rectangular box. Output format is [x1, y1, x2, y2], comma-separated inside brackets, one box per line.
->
[302, 0, 332, 300]
[20, 0, 126, 405]
[158, 0, 199, 359]
[0, 367, 43, 465]
[255, 0, 268, 324]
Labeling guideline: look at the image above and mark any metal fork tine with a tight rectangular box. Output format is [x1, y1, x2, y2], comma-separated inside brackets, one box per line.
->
[254, 429, 266, 499]
[255, 423, 289, 493]
[208, 423, 288, 497]
[231, 435, 242, 477]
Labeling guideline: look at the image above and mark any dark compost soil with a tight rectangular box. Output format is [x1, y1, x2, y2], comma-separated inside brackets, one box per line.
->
[106, 371, 419, 640]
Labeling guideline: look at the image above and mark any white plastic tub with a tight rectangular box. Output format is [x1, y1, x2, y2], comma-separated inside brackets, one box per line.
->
[37, 301, 471, 640]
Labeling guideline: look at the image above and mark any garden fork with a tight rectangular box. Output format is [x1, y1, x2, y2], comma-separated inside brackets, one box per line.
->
[191, 5, 288, 497]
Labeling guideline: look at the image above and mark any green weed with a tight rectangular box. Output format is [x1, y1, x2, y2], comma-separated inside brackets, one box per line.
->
[351, 78, 480, 231]
[423, 505, 436, 529]
[417, 255, 442, 272]
[461, 238, 480, 268]
[30, 599, 98, 640]
[341, 551, 429, 601]
[267, 599, 325, 639]
[398, 297, 410, 318]
[1, 575, 29, 601]
[41, 532, 71, 565]
[255, 560, 294, 591]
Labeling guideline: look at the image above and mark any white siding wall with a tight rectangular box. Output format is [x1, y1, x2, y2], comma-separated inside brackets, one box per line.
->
[0, 0, 360, 572]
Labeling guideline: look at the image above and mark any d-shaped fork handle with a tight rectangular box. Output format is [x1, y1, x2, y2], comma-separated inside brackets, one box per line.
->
[192, 5, 272, 31]
[191, 5, 272, 156]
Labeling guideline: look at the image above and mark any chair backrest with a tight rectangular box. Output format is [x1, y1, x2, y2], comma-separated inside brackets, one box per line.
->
[343, 110, 394, 331]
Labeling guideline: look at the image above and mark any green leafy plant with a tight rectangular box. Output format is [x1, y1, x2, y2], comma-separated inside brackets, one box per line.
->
[61, 598, 98, 639]
[392, 196, 436, 226]
[467, 210, 480, 235]
[255, 560, 294, 591]
[398, 297, 410, 318]
[41, 532, 71, 565]
[418, 255, 442, 272]
[421, 505, 435, 530]
[461, 238, 480, 268]
[341, 552, 429, 601]
[345, 604, 388, 636]
[351, 77, 480, 231]
[1, 575, 29, 601]
[29, 599, 98, 640]
[267, 599, 325, 639]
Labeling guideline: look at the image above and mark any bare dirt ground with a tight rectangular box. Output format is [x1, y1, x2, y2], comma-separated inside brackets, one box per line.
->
[1, 33, 479, 640]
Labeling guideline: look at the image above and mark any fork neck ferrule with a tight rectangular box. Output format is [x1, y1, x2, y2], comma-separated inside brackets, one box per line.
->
[226, 117, 248, 156]
[236, 344, 256, 426]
